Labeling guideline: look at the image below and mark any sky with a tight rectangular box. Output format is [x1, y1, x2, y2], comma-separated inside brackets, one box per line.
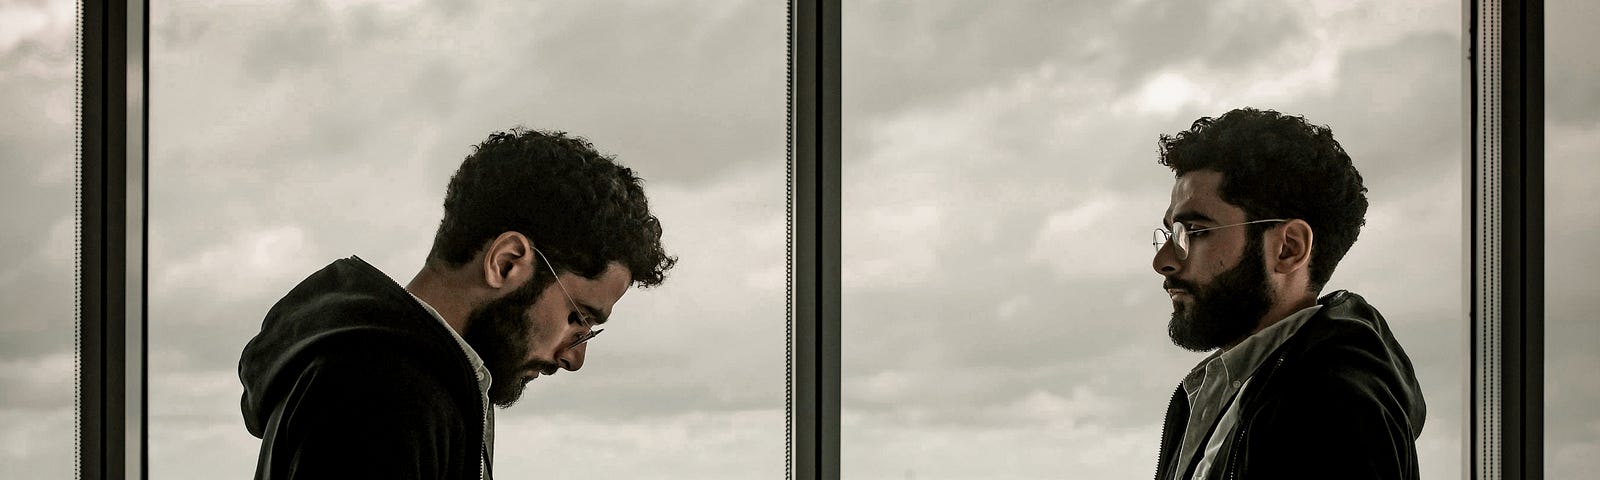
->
[0, 0, 1596, 479]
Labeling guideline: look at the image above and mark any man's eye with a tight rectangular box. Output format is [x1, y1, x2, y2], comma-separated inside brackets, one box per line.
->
[568, 312, 584, 324]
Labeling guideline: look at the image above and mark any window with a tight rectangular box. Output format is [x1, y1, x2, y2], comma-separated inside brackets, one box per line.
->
[842, 1, 1464, 477]
[145, 1, 786, 477]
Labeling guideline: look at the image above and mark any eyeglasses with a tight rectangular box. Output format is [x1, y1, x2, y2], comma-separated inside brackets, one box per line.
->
[533, 247, 603, 350]
[1152, 219, 1288, 260]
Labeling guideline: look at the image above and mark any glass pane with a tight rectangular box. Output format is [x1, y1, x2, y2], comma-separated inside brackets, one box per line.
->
[149, 1, 784, 477]
[843, 1, 1464, 478]
[0, 0, 79, 477]
[1545, 1, 1600, 477]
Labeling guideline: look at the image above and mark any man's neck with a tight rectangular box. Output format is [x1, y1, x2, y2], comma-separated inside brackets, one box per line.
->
[405, 265, 474, 336]
[1223, 294, 1318, 350]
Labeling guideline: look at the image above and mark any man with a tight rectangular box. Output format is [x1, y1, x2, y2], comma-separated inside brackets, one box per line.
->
[1149, 108, 1425, 479]
[239, 128, 676, 479]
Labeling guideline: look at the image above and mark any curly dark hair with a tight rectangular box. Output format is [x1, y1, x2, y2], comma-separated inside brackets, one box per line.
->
[428, 128, 676, 288]
[1158, 108, 1368, 292]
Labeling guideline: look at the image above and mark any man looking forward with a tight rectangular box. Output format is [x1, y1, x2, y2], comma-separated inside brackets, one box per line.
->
[239, 128, 676, 479]
[1150, 108, 1425, 479]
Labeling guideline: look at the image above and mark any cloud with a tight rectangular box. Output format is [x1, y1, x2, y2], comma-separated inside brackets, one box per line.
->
[0, 350, 73, 409]
[0, 407, 74, 478]
[843, 203, 943, 290]
[1545, 119, 1600, 479]
[1029, 196, 1157, 280]
[147, 416, 262, 479]
[493, 409, 784, 479]
[0, 0, 73, 62]
[1545, 1, 1600, 127]
[153, 224, 324, 302]
[842, 412, 1157, 480]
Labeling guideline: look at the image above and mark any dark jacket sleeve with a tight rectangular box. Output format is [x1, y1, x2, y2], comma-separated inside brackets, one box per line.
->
[1236, 338, 1421, 480]
[253, 348, 472, 480]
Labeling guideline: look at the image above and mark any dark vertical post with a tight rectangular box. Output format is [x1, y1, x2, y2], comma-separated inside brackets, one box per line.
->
[80, 0, 130, 478]
[1471, 0, 1543, 477]
[1499, 0, 1543, 477]
[793, 0, 840, 478]
[135, 0, 152, 476]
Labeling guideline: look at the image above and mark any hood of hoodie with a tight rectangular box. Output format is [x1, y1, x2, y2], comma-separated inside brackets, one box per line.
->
[238, 256, 471, 438]
[1302, 290, 1429, 437]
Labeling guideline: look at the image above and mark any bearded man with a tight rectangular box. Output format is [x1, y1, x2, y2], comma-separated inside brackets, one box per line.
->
[239, 128, 675, 479]
[1149, 108, 1425, 479]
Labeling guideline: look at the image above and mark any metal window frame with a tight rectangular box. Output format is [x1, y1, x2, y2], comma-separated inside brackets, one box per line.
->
[792, 1, 841, 479]
[79, 0, 148, 478]
[77, 0, 1539, 478]
[1469, 0, 1544, 479]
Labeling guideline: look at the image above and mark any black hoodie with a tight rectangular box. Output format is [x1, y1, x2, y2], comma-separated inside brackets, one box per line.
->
[1153, 290, 1428, 480]
[239, 256, 487, 480]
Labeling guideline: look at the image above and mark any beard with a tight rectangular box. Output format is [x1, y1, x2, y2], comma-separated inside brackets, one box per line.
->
[462, 277, 556, 407]
[1166, 235, 1274, 352]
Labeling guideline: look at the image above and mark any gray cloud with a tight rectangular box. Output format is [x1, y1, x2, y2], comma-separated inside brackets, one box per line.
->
[840, 0, 1313, 130]
[0, 2, 80, 475]
[1548, 1, 1600, 127]
[0, 1, 76, 362]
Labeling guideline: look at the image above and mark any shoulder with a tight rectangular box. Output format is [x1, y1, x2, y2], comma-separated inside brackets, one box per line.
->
[255, 342, 480, 479]
[1231, 294, 1425, 476]
[1276, 291, 1420, 407]
[273, 336, 470, 424]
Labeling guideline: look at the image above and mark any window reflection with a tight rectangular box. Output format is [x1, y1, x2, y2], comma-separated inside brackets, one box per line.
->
[843, 1, 1464, 478]
[149, 1, 784, 477]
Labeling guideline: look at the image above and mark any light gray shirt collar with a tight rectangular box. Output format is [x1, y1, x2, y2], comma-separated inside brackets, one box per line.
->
[408, 292, 493, 395]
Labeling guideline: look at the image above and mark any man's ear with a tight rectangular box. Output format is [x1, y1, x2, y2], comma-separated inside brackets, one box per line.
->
[1271, 219, 1314, 275]
[481, 231, 535, 290]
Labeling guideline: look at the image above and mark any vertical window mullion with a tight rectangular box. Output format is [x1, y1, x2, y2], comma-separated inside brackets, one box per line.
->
[1472, 0, 1543, 478]
[792, 0, 840, 479]
[79, 0, 131, 478]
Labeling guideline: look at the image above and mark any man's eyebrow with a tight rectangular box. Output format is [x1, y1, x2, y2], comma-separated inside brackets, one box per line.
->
[579, 303, 608, 325]
[1171, 211, 1215, 226]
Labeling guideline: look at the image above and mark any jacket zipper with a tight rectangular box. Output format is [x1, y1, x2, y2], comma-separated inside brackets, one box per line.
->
[1155, 384, 1184, 480]
[1225, 351, 1288, 480]
[1223, 292, 1341, 479]
[480, 391, 491, 480]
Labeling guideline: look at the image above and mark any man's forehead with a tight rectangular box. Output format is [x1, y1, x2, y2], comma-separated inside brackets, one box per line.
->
[1166, 170, 1239, 223]
[564, 262, 633, 319]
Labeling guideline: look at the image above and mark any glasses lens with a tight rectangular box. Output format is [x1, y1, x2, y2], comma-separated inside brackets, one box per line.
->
[1171, 223, 1188, 259]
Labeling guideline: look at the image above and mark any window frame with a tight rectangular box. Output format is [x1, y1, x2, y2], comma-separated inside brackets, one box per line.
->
[1469, 0, 1544, 478]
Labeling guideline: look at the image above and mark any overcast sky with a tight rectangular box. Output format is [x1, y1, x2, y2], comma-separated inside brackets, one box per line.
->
[1, 0, 1597, 479]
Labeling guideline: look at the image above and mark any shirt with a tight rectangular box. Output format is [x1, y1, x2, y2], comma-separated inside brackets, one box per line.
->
[1173, 304, 1322, 480]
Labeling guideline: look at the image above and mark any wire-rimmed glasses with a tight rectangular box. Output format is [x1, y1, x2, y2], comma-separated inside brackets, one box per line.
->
[1152, 218, 1288, 260]
[533, 247, 603, 350]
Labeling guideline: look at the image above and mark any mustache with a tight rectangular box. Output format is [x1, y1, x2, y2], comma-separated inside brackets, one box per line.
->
[1164, 278, 1197, 292]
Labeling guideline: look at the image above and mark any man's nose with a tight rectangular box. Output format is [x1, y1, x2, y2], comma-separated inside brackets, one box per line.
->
[558, 342, 586, 372]
[1153, 240, 1181, 275]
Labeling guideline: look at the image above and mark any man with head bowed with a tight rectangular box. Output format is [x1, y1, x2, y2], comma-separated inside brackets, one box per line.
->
[239, 128, 676, 479]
